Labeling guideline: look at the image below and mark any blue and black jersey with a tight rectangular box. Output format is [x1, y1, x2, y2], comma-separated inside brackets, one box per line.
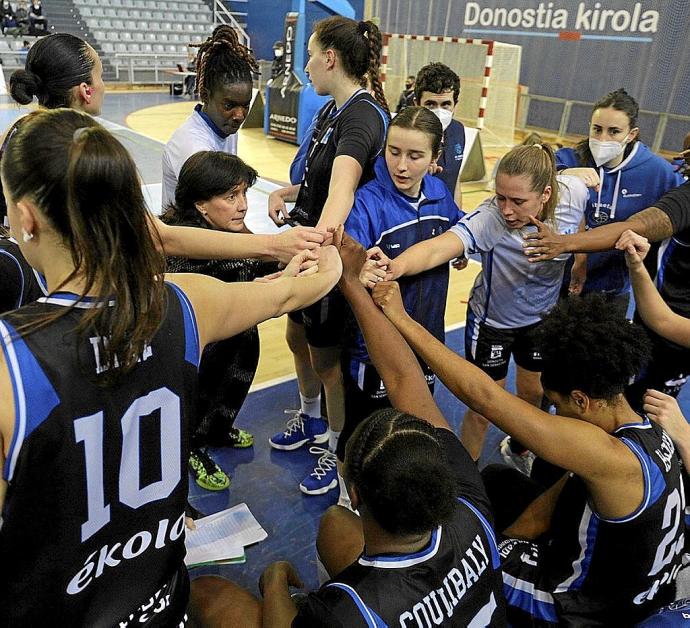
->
[0, 283, 198, 626]
[0, 237, 46, 313]
[345, 156, 462, 365]
[293, 430, 507, 627]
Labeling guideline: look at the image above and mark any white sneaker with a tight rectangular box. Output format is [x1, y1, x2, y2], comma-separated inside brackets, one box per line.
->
[500, 436, 536, 476]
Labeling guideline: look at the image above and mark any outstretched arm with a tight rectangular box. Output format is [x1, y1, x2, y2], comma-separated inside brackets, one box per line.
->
[168, 247, 342, 352]
[372, 282, 636, 485]
[336, 229, 449, 430]
[149, 215, 326, 265]
[524, 206, 674, 261]
[619, 230, 690, 348]
[387, 230, 465, 279]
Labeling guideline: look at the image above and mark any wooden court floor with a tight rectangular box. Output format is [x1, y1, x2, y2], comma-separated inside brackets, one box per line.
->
[126, 100, 499, 388]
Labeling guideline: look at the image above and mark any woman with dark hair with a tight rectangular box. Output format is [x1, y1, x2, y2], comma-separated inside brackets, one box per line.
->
[376, 282, 684, 626]
[374, 144, 588, 466]
[0, 108, 342, 625]
[336, 106, 461, 473]
[1, 33, 326, 315]
[162, 25, 258, 209]
[555, 88, 683, 310]
[162, 151, 277, 491]
[267, 16, 390, 498]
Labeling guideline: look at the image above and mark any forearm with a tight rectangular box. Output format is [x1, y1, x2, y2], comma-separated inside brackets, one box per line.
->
[628, 260, 690, 348]
[276, 184, 301, 204]
[278, 269, 342, 316]
[261, 581, 297, 628]
[153, 218, 278, 260]
[316, 189, 356, 232]
[396, 231, 463, 277]
[340, 277, 448, 427]
[503, 473, 569, 539]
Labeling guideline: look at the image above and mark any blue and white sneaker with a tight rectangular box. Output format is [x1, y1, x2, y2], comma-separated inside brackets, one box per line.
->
[300, 447, 338, 495]
[269, 410, 328, 451]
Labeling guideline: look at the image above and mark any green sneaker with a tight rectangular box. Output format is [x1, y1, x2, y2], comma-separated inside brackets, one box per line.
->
[226, 427, 254, 448]
[188, 448, 230, 491]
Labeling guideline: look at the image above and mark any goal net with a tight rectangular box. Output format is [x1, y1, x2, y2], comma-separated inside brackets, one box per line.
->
[382, 34, 522, 148]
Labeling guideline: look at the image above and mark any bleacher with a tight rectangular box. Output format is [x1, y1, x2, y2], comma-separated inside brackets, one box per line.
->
[72, 0, 214, 80]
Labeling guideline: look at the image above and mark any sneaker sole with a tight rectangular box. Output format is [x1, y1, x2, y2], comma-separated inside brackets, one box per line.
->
[299, 478, 338, 496]
[269, 431, 329, 451]
[193, 476, 231, 491]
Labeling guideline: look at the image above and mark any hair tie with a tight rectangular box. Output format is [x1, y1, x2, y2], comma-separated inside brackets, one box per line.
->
[73, 127, 90, 142]
[358, 21, 369, 38]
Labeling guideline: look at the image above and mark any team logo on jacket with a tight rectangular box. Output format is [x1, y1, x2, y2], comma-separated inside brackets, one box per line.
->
[621, 188, 642, 199]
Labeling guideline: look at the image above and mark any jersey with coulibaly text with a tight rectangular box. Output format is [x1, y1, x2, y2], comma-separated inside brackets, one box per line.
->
[0, 283, 199, 627]
[544, 417, 685, 625]
[293, 429, 507, 627]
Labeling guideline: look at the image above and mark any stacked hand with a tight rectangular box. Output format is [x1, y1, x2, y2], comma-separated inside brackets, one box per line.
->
[372, 281, 407, 323]
[616, 229, 649, 268]
[522, 215, 566, 262]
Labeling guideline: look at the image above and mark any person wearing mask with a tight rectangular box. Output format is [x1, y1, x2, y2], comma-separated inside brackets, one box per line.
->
[415, 62, 466, 209]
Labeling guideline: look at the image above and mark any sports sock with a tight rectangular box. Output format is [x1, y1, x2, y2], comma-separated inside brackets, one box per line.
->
[328, 429, 341, 453]
[300, 392, 321, 418]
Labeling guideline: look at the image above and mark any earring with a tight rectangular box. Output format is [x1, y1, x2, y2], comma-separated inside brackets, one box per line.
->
[22, 229, 33, 242]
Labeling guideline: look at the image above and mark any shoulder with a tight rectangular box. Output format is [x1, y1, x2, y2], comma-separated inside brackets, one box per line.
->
[556, 174, 589, 205]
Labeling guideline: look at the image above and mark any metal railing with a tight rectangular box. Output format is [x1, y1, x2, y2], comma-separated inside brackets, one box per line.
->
[213, 0, 250, 49]
[521, 93, 690, 153]
[113, 52, 185, 83]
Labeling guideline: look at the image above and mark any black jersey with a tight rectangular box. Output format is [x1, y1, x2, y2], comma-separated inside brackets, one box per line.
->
[290, 90, 388, 227]
[542, 418, 684, 625]
[649, 182, 690, 318]
[0, 283, 199, 626]
[293, 430, 507, 627]
[0, 236, 46, 313]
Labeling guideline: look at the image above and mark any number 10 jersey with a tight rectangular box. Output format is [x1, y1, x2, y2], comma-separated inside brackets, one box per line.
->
[0, 283, 199, 627]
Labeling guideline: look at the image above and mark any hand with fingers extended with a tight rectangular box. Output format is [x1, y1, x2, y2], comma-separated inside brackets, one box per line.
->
[643, 389, 690, 446]
[254, 250, 320, 282]
[268, 190, 291, 226]
[372, 281, 408, 324]
[616, 229, 650, 269]
[272, 226, 327, 264]
[522, 215, 567, 262]
[561, 167, 601, 191]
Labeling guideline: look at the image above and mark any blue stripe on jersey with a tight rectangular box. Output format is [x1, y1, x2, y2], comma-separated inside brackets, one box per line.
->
[458, 497, 501, 569]
[167, 282, 200, 368]
[454, 222, 479, 254]
[326, 583, 387, 627]
[358, 526, 441, 568]
[0, 249, 24, 309]
[502, 572, 558, 622]
[0, 319, 59, 481]
[655, 238, 676, 291]
[481, 250, 494, 324]
[603, 437, 665, 522]
[613, 415, 652, 433]
[554, 505, 599, 592]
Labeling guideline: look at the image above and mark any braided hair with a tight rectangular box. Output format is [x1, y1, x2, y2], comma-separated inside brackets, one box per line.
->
[192, 25, 258, 103]
[344, 408, 456, 535]
[313, 16, 390, 116]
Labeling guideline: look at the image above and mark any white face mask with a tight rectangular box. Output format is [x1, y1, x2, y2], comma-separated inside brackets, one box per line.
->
[432, 108, 453, 132]
[588, 136, 629, 167]
[274, 50, 283, 58]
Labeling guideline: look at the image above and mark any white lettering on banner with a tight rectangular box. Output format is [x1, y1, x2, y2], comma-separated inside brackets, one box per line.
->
[399, 534, 491, 626]
[464, 2, 659, 34]
[269, 113, 298, 125]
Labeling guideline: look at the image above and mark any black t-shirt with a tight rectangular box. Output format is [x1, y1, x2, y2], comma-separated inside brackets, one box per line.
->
[290, 91, 387, 227]
[650, 182, 690, 318]
[0, 237, 44, 313]
[293, 429, 507, 627]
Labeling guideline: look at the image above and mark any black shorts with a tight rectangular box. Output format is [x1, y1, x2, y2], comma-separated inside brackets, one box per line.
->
[337, 358, 435, 460]
[465, 314, 543, 381]
[626, 320, 690, 412]
[287, 288, 347, 348]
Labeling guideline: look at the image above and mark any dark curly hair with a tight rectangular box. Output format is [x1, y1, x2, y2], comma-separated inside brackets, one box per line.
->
[575, 88, 640, 166]
[414, 62, 460, 105]
[536, 293, 651, 400]
[344, 408, 456, 535]
[313, 16, 390, 116]
[192, 25, 258, 103]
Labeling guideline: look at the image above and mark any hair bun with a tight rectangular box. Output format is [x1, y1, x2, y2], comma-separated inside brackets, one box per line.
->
[9, 69, 44, 105]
